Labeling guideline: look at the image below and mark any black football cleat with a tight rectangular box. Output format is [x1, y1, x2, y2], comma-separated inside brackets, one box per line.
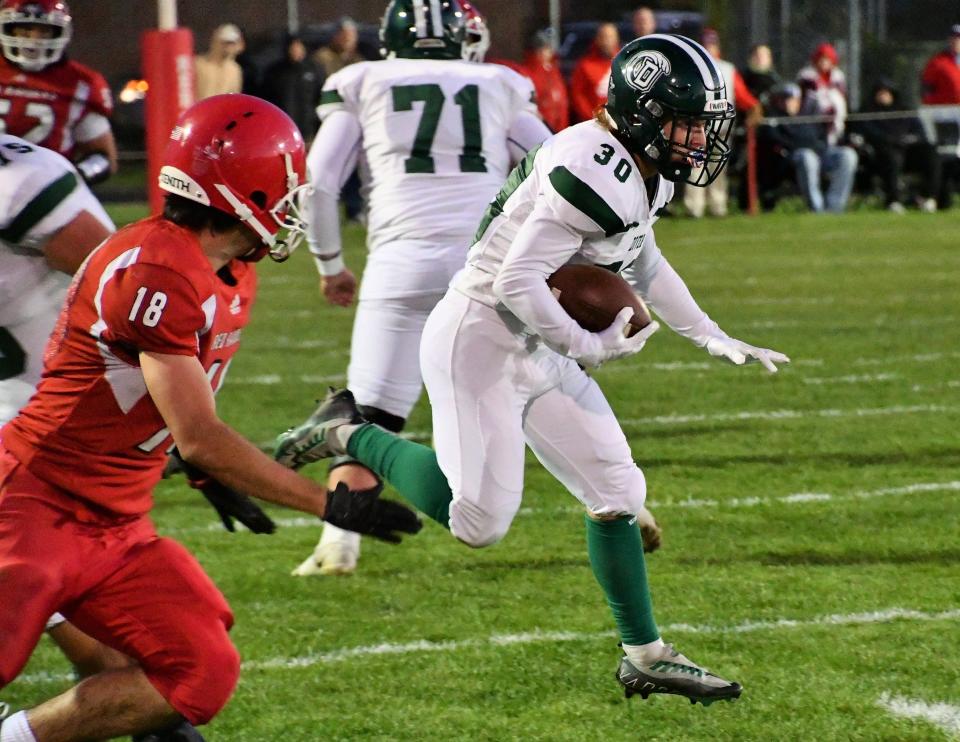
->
[616, 645, 742, 707]
[275, 388, 365, 469]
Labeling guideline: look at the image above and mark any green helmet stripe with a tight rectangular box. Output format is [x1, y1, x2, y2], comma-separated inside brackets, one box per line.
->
[548, 166, 628, 237]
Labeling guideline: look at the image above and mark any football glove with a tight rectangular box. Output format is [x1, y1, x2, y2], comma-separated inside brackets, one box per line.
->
[703, 336, 790, 373]
[323, 480, 422, 544]
[569, 308, 660, 368]
[171, 448, 277, 534]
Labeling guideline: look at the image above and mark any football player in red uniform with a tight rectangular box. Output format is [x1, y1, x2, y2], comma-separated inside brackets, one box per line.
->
[0, 94, 421, 741]
[0, 0, 117, 183]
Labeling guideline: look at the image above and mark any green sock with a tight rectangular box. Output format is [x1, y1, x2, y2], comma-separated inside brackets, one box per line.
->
[585, 515, 660, 645]
[347, 424, 452, 528]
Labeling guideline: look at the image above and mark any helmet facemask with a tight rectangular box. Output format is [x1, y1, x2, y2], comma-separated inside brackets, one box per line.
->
[643, 100, 734, 186]
[213, 153, 312, 263]
[0, 18, 71, 71]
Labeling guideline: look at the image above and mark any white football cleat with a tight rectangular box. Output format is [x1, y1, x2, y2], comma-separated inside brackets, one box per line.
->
[291, 524, 361, 576]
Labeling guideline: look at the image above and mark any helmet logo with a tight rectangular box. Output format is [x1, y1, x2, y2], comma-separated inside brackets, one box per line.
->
[624, 50, 671, 94]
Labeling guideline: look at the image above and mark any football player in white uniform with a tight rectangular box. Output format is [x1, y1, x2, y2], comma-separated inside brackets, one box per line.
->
[294, 0, 560, 576]
[0, 133, 114, 424]
[278, 35, 790, 703]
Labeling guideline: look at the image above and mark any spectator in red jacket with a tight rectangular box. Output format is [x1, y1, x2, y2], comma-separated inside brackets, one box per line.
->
[569, 23, 619, 123]
[518, 29, 569, 132]
[921, 24, 960, 104]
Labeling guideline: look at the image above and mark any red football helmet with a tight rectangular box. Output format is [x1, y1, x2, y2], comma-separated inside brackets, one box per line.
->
[158, 94, 309, 263]
[0, 0, 72, 71]
[460, 1, 489, 63]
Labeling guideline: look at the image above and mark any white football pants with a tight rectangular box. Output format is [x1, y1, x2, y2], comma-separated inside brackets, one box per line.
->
[348, 240, 470, 418]
[420, 289, 647, 548]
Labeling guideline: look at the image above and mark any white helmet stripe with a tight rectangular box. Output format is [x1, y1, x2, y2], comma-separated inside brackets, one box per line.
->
[413, 1, 428, 37]
[644, 33, 724, 98]
[429, 0, 443, 38]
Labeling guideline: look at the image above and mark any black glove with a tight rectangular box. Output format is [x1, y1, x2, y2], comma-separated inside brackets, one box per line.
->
[323, 481, 422, 544]
[171, 448, 276, 534]
[196, 478, 276, 534]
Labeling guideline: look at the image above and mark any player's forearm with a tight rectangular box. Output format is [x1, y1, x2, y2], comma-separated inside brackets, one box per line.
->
[493, 212, 592, 355]
[636, 255, 723, 345]
[177, 420, 327, 518]
[307, 187, 345, 276]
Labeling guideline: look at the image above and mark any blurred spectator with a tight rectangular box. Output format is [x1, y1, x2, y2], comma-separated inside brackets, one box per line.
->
[761, 83, 858, 213]
[503, 29, 569, 132]
[235, 27, 262, 97]
[315, 17, 363, 77]
[921, 24, 960, 104]
[262, 34, 325, 142]
[684, 28, 762, 218]
[742, 44, 780, 105]
[631, 6, 656, 39]
[0, 0, 117, 183]
[570, 22, 619, 123]
[853, 80, 940, 213]
[195, 23, 243, 100]
[797, 42, 847, 144]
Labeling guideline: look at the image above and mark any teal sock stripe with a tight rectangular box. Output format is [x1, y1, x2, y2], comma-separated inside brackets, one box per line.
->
[585, 515, 659, 646]
[347, 424, 452, 529]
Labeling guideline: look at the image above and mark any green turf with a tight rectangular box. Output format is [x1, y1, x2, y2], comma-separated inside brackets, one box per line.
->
[6, 210, 960, 741]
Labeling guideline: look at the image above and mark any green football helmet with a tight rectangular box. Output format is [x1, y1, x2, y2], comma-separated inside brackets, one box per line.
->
[605, 34, 735, 186]
[380, 0, 470, 61]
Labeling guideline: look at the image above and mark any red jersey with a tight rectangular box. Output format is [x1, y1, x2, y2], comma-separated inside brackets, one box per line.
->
[0, 56, 113, 158]
[1, 216, 257, 516]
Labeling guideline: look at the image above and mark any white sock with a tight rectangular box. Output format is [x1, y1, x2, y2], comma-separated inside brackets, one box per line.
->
[622, 637, 666, 667]
[331, 422, 364, 455]
[1, 711, 38, 742]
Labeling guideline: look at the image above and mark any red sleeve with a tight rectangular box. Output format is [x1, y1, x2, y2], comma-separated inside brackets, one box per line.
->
[733, 70, 759, 112]
[85, 68, 114, 118]
[99, 263, 205, 356]
[921, 56, 944, 104]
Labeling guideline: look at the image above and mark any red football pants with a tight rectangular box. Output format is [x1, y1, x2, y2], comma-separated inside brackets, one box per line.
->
[0, 447, 240, 725]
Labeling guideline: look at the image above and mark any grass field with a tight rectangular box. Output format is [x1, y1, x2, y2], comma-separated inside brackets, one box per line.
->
[6, 208, 960, 741]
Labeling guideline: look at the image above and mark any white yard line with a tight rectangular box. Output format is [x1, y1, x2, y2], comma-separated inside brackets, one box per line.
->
[165, 480, 960, 536]
[617, 403, 956, 427]
[16, 608, 960, 685]
[877, 693, 960, 739]
[241, 607, 960, 672]
[802, 373, 898, 385]
[231, 373, 346, 386]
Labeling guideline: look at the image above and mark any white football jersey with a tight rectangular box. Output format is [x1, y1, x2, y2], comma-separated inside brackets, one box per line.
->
[318, 58, 539, 251]
[0, 134, 113, 325]
[456, 120, 674, 306]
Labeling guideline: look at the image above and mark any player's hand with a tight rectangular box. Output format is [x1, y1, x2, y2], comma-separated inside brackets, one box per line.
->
[197, 479, 277, 534]
[572, 308, 660, 368]
[704, 336, 790, 373]
[321, 269, 357, 307]
[323, 481, 422, 544]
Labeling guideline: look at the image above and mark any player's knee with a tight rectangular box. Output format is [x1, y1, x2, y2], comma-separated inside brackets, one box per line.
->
[153, 619, 240, 725]
[449, 499, 514, 548]
[177, 636, 240, 725]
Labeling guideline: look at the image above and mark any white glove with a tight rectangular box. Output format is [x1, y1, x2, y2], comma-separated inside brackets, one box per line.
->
[567, 307, 660, 368]
[704, 336, 790, 373]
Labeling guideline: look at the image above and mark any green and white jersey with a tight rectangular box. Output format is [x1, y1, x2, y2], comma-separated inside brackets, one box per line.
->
[456, 120, 674, 306]
[318, 58, 539, 251]
[0, 135, 113, 325]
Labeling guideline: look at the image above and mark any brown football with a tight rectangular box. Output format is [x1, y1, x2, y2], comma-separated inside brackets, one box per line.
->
[546, 264, 652, 338]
